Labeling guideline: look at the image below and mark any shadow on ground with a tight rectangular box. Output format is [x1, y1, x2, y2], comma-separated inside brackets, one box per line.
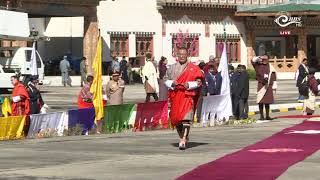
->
[171, 142, 209, 149]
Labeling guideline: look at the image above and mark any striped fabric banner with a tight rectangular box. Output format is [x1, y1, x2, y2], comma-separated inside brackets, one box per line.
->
[103, 104, 135, 133]
[134, 101, 169, 131]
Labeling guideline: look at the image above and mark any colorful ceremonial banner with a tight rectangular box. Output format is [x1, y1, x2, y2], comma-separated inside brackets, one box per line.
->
[90, 36, 104, 122]
[1, 97, 12, 117]
[103, 104, 135, 133]
[28, 112, 68, 138]
[68, 108, 95, 135]
[134, 101, 169, 131]
[0, 116, 26, 140]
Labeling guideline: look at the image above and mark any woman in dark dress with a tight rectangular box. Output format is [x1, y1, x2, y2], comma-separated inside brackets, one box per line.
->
[158, 56, 168, 101]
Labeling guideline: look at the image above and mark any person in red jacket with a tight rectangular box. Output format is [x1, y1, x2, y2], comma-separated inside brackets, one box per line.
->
[11, 76, 30, 116]
[165, 47, 204, 150]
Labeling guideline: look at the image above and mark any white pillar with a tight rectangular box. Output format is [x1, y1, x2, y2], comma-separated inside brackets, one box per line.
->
[129, 34, 136, 58]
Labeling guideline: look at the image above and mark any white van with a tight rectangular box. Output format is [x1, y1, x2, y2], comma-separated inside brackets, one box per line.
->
[0, 47, 45, 89]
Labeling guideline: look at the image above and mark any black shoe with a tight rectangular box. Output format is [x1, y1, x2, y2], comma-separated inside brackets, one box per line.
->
[259, 116, 265, 120]
[265, 116, 273, 120]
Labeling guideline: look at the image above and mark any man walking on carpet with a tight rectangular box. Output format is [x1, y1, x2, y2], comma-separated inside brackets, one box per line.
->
[252, 55, 277, 120]
[165, 47, 204, 150]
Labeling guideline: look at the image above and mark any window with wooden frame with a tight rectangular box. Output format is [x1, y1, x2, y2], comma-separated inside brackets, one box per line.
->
[109, 33, 129, 57]
[215, 34, 241, 63]
[172, 34, 200, 57]
[136, 33, 154, 57]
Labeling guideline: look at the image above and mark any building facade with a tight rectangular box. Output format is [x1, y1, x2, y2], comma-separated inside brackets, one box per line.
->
[99, 0, 312, 79]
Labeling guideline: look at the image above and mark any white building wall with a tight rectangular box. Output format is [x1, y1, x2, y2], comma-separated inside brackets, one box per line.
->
[29, 17, 84, 62]
[97, 0, 162, 62]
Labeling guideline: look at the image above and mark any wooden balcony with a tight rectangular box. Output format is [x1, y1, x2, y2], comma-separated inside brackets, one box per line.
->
[268, 56, 299, 73]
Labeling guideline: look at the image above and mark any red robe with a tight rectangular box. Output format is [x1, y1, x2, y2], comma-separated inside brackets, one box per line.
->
[168, 63, 204, 126]
[12, 83, 30, 116]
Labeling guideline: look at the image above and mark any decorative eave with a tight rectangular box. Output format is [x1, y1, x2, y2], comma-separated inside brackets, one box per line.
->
[170, 33, 201, 38]
[214, 33, 242, 39]
[157, 0, 237, 10]
[107, 31, 156, 37]
[236, 11, 320, 17]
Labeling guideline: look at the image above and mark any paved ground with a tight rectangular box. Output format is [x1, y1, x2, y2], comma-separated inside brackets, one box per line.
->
[0, 110, 319, 179]
[0, 80, 300, 112]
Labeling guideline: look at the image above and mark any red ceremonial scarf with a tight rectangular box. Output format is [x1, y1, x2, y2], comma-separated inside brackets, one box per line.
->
[169, 63, 204, 126]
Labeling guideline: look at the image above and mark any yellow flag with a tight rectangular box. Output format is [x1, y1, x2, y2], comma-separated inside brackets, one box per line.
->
[90, 36, 104, 122]
[0, 116, 26, 140]
[2, 97, 12, 117]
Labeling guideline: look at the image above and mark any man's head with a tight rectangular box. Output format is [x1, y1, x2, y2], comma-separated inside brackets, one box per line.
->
[229, 65, 234, 73]
[82, 57, 87, 62]
[302, 58, 308, 65]
[122, 56, 126, 60]
[261, 55, 269, 64]
[209, 64, 216, 74]
[63, 56, 68, 60]
[30, 75, 39, 84]
[146, 53, 152, 60]
[112, 71, 120, 81]
[237, 64, 242, 72]
[209, 55, 215, 62]
[10, 76, 19, 86]
[178, 47, 188, 64]
[87, 75, 94, 85]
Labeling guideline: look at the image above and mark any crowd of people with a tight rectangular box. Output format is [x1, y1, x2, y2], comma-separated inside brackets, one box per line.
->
[5, 46, 320, 150]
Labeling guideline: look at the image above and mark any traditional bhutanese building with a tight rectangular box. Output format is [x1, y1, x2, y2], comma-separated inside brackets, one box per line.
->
[101, 0, 320, 79]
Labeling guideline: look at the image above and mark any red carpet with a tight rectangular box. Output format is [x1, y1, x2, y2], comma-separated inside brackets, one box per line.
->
[178, 121, 320, 180]
[276, 115, 320, 119]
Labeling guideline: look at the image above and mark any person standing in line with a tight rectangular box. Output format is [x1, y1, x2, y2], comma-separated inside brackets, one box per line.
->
[27, 75, 44, 115]
[158, 56, 168, 101]
[80, 57, 88, 87]
[238, 65, 249, 119]
[296, 58, 309, 102]
[60, 56, 72, 87]
[165, 47, 204, 150]
[303, 68, 320, 115]
[252, 55, 277, 120]
[11, 76, 30, 116]
[77, 75, 94, 109]
[127, 58, 134, 85]
[196, 61, 207, 123]
[142, 53, 159, 102]
[205, 63, 222, 96]
[120, 56, 129, 84]
[104, 71, 125, 105]
[230, 65, 241, 119]
[111, 56, 120, 73]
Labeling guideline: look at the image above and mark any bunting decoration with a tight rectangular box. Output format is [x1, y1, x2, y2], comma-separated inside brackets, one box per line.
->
[0, 116, 26, 140]
[134, 101, 169, 131]
[68, 108, 96, 135]
[103, 104, 135, 133]
[28, 112, 68, 138]
[1, 97, 12, 117]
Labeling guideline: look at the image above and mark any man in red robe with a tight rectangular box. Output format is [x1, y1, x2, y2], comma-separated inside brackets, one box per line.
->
[165, 47, 204, 150]
[11, 76, 30, 116]
[252, 55, 277, 120]
[77, 75, 94, 109]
